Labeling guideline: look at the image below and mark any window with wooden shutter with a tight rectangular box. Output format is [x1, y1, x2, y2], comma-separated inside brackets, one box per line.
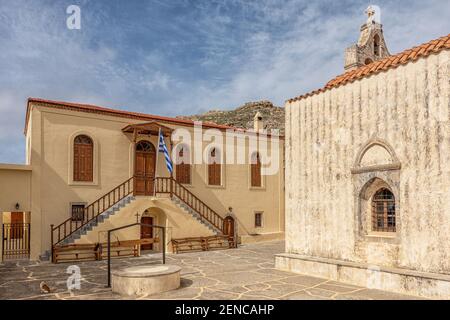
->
[208, 148, 221, 186]
[176, 146, 191, 184]
[73, 135, 93, 182]
[371, 188, 396, 232]
[251, 152, 262, 187]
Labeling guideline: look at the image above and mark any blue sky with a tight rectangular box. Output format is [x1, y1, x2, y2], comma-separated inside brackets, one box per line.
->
[0, 0, 449, 164]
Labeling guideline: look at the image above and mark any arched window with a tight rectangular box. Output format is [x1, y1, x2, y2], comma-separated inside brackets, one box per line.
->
[373, 34, 380, 56]
[251, 152, 262, 187]
[73, 135, 93, 182]
[365, 58, 373, 65]
[136, 140, 155, 152]
[176, 145, 191, 184]
[372, 188, 395, 232]
[208, 147, 221, 186]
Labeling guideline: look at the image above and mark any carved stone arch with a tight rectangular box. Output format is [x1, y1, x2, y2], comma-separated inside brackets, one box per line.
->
[359, 176, 397, 202]
[357, 176, 398, 235]
[352, 138, 401, 174]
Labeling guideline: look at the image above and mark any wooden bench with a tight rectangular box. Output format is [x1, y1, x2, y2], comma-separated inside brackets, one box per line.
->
[171, 237, 206, 254]
[52, 238, 160, 263]
[171, 236, 234, 254]
[204, 235, 234, 251]
[53, 243, 100, 263]
[99, 238, 160, 259]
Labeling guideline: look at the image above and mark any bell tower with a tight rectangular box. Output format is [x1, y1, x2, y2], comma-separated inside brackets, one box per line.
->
[344, 5, 390, 71]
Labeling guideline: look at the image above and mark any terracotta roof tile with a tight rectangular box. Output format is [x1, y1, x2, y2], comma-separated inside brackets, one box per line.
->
[288, 33, 450, 103]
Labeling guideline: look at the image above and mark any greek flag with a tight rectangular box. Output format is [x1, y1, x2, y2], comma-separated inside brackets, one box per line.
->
[158, 132, 173, 174]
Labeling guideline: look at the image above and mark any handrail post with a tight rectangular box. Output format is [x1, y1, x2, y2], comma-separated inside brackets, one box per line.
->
[170, 177, 173, 199]
[107, 230, 111, 288]
[50, 224, 54, 263]
[162, 226, 166, 264]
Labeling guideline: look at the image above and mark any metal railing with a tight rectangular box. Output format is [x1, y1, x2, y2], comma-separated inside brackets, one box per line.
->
[2, 223, 31, 260]
[155, 177, 224, 233]
[51, 177, 134, 248]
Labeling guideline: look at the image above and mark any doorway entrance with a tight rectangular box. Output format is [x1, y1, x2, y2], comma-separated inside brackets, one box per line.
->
[223, 216, 235, 239]
[140, 216, 154, 250]
[2, 212, 30, 260]
[134, 140, 156, 196]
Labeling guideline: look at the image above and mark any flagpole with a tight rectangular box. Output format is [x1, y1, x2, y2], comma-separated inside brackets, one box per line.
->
[153, 128, 162, 196]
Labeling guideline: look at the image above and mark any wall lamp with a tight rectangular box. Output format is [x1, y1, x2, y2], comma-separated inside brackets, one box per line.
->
[15, 203, 20, 210]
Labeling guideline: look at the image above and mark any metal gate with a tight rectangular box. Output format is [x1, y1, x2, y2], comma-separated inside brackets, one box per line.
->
[2, 223, 31, 260]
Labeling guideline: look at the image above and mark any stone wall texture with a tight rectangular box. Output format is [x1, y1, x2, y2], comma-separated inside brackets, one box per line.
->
[285, 50, 450, 275]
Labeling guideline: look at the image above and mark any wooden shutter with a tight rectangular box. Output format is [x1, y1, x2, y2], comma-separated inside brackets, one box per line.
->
[251, 153, 262, 187]
[74, 135, 93, 182]
[208, 148, 221, 186]
[176, 147, 191, 184]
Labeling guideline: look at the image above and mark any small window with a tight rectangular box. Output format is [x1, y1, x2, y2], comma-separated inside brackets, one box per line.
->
[208, 148, 221, 186]
[371, 188, 395, 232]
[71, 204, 85, 222]
[73, 135, 93, 182]
[255, 212, 263, 228]
[136, 140, 155, 153]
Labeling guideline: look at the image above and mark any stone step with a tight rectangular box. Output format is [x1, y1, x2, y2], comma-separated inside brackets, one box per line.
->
[171, 196, 220, 234]
[52, 195, 136, 248]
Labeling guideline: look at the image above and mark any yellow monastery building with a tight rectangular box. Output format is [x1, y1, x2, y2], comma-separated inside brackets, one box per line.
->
[0, 98, 284, 262]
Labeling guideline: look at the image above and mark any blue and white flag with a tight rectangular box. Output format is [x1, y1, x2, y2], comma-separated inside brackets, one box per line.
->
[158, 132, 173, 174]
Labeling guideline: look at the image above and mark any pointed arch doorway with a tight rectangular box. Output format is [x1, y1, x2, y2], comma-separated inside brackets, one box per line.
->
[134, 140, 156, 196]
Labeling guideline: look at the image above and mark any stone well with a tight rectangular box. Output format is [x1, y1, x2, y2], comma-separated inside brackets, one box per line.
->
[111, 264, 181, 296]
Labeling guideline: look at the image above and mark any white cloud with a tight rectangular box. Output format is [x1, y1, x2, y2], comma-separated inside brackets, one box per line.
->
[0, 0, 449, 163]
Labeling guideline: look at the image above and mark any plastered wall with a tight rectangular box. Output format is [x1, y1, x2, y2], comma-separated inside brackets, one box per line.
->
[285, 50, 450, 274]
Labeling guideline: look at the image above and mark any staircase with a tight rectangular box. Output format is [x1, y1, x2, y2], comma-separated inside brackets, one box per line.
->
[154, 177, 224, 234]
[172, 196, 220, 233]
[59, 195, 136, 246]
[49, 176, 227, 261]
[49, 178, 134, 261]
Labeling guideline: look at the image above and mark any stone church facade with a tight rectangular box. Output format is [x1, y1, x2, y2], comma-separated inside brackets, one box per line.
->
[277, 14, 450, 298]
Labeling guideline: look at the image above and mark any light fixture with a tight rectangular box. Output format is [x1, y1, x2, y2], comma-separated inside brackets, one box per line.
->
[15, 203, 20, 210]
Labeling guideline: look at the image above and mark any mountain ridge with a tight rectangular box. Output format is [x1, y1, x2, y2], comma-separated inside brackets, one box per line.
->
[177, 101, 285, 134]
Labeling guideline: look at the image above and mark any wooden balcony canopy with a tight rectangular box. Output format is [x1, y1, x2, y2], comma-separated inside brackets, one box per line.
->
[122, 121, 173, 138]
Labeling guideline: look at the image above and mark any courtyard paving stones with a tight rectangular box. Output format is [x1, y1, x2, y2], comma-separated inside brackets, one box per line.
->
[0, 241, 422, 300]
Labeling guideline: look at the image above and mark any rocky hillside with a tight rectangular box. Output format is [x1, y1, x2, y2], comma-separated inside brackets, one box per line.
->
[177, 101, 285, 134]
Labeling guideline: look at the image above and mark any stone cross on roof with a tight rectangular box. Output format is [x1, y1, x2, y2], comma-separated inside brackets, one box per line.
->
[365, 5, 376, 25]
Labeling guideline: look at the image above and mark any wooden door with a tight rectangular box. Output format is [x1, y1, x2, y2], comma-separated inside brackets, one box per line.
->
[73, 135, 93, 182]
[10, 212, 24, 239]
[135, 141, 156, 196]
[223, 216, 235, 238]
[140, 216, 154, 250]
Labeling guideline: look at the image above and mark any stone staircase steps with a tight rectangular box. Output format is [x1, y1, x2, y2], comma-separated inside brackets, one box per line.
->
[41, 195, 136, 261]
[171, 196, 221, 234]
[61, 195, 136, 245]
